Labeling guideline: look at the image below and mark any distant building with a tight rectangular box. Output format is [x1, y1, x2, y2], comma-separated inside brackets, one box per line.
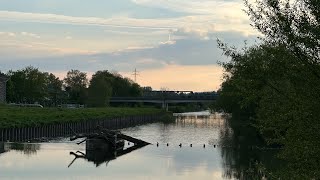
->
[0, 74, 9, 103]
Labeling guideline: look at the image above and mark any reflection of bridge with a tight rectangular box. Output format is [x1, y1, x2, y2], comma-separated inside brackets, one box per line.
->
[110, 91, 218, 110]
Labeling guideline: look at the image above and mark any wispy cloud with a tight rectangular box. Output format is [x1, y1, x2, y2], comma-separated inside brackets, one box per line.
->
[0, 11, 174, 30]
[0, 10, 257, 38]
[0, 31, 16, 37]
[65, 36, 72, 40]
[21, 32, 41, 38]
[131, 0, 244, 15]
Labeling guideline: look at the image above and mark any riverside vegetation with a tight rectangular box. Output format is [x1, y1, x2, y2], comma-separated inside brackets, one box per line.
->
[0, 68, 171, 129]
[0, 105, 165, 129]
[1, 68, 144, 107]
[213, 0, 320, 179]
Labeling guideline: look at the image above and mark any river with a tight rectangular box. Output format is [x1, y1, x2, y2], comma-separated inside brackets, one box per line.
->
[0, 111, 280, 179]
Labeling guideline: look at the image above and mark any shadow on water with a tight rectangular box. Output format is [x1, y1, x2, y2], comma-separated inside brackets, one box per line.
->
[219, 115, 285, 179]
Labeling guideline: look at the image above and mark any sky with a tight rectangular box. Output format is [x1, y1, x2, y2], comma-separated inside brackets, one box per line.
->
[0, 0, 259, 91]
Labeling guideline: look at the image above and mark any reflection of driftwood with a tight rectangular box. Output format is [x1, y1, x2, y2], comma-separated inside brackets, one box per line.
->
[68, 143, 149, 167]
[68, 127, 150, 167]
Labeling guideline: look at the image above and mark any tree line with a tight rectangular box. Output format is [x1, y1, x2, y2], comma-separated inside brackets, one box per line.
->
[214, 0, 319, 178]
[2, 67, 142, 107]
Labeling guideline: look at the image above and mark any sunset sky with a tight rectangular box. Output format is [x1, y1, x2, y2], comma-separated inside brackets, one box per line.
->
[0, 0, 259, 91]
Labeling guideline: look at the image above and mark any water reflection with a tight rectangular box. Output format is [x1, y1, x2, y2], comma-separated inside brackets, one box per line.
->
[0, 112, 283, 180]
[219, 117, 283, 179]
[0, 142, 4, 154]
[68, 143, 149, 167]
[0, 142, 40, 156]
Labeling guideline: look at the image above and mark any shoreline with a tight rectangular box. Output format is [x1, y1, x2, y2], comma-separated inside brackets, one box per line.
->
[0, 106, 167, 129]
[0, 114, 165, 142]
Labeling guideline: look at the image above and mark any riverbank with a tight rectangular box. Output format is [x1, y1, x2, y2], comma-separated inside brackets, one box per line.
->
[0, 106, 166, 128]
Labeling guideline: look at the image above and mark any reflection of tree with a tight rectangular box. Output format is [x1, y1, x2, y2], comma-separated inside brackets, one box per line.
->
[7, 143, 40, 156]
[219, 117, 284, 179]
[0, 142, 5, 154]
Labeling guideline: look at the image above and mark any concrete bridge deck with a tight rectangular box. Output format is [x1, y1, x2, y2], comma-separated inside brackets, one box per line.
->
[110, 94, 217, 110]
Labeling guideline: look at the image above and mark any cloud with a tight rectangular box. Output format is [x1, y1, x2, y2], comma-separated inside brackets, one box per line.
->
[21, 32, 40, 38]
[0, 30, 256, 73]
[0, 29, 256, 91]
[0, 31, 16, 37]
[0, 10, 257, 38]
[0, 10, 174, 30]
[131, 0, 244, 15]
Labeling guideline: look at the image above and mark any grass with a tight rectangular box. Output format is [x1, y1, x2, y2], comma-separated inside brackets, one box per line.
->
[0, 105, 165, 128]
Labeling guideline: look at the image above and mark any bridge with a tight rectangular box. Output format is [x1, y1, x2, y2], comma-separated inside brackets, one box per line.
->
[110, 91, 218, 111]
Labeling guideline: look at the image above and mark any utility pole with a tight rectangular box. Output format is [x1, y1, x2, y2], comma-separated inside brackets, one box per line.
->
[132, 68, 139, 82]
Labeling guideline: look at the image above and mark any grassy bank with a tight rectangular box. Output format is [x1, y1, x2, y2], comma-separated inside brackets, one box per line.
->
[0, 106, 165, 128]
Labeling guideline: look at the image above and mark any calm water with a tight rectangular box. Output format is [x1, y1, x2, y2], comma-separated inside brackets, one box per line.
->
[0, 112, 280, 180]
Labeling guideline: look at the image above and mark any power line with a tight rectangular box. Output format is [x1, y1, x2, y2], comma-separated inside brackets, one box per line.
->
[132, 68, 139, 82]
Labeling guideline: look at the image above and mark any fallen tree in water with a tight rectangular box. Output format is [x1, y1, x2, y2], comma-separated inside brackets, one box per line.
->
[68, 127, 150, 167]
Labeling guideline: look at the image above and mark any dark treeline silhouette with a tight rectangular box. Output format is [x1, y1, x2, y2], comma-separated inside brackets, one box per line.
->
[3, 67, 142, 107]
[214, 0, 320, 179]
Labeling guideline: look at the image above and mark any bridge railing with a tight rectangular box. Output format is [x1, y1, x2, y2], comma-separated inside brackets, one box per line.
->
[110, 94, 218, 101]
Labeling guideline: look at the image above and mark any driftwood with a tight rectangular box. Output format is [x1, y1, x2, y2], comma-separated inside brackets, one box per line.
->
[70, 127, 150, 149]
[68, 127, 150, 167]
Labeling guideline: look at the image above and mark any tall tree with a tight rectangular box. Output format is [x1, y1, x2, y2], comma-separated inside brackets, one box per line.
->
[245, 0, 320, 76]
[64, 70, 88, 104]
[6, 66, 47, 104]
[45, 73, 63, 106]
[87, 72, 112, 107]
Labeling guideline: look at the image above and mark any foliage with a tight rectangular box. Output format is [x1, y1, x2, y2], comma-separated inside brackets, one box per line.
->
[63, 70, 88, 104]
[6, 66, 53, 104]
[244, 0, 320, 76]
[4, 68, 144, 106]
[216, 0, 320, 179]
[215, 0, 320, 178]
[217, 42, 320, 178]
[110, 72, 142, 97]
[45, 73, 64, 106]
[87, 71, 112, 107]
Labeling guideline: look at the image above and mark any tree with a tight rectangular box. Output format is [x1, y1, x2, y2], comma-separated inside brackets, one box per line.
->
[45, 73, 63, 106]
[6, 66, 48, 104]
[242, 1, 320, 178]
[217, 41, 320, 178]
[87, 71, 112, 107]
[64, 70, 88, 104]
[245, 0, 320, 77]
